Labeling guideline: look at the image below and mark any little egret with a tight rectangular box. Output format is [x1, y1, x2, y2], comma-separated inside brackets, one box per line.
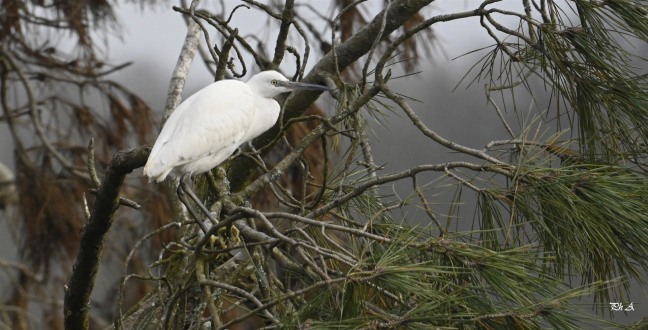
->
[143, 70, 333, 183]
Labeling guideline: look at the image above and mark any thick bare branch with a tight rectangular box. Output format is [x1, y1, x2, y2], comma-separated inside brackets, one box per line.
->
[162, 19, 202, 127]
[215, 28, 238, 81]
[269, 0, 295, 70]
[64, 145, 151, 330]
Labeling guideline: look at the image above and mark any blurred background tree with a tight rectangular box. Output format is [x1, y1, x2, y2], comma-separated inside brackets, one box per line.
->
[2, 0, 648, 329]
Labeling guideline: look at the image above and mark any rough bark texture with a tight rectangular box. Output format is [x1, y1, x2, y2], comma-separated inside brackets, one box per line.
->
[64, 146, 151, 330]
[162, 19, 202, 127]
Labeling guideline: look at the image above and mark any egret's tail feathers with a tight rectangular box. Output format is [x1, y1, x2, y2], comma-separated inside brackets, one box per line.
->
[143, 165, 154, 183]
[156, 167, 174, 183]
[143, 162, 173, 183]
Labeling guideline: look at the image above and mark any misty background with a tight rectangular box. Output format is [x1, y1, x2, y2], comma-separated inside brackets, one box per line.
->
[1, 0, 646, 325]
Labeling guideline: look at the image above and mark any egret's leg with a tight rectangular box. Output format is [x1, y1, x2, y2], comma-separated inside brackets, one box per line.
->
[213, 227, 228, 249]
[177, 173, 238, 247]
[177, 173, 212, 234]
[205, 170, 219, 196]
[178, 173, 219, 225]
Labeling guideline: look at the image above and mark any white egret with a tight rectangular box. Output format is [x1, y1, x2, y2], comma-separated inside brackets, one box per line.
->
[143, 70, 333, 183]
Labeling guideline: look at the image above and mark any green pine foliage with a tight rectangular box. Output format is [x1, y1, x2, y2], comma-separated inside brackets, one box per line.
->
[114, 1, 648, 329]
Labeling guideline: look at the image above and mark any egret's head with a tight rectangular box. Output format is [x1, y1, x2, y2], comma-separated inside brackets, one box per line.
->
[248, 70, 334, 98]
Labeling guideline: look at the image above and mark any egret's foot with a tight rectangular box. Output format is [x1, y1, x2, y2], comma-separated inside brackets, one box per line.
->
[208, 233, 221, 249]
[216, 227, 229, 250]
[230, 225, 241, 247]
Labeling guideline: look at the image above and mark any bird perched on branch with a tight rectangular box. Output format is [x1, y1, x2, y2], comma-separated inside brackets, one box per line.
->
[144, 70, 333, 183]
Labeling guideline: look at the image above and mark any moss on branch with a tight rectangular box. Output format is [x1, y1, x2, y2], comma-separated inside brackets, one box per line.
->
[64, 145, 151, 330]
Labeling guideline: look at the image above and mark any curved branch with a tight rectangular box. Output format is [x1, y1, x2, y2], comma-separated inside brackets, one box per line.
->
[379, 83, 503, 165]
[63, 145, 151, 330]
[306, 161, 511, 219]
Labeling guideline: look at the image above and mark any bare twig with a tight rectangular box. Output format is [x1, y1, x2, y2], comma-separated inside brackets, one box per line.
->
[87, 138, 101, 188]
[412, 175, 445, 236]
[115, 221, 182, 330]
[362, 0, 391, 92]
[379, 83, 503, 165]
[485, 84, 516, 138]
[87, 188, 141, 210]
[444, 167, 484, 193]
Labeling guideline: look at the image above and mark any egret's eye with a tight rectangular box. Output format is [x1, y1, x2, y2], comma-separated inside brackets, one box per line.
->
[271, 80, 277, 85]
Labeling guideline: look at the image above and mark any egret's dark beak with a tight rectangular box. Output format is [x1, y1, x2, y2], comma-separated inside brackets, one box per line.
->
[277, 80, 335, 92]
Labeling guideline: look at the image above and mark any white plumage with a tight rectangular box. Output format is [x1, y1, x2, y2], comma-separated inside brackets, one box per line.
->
[144, 70, 332, 182]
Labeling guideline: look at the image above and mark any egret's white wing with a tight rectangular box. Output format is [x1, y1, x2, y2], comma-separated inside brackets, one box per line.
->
[144, 80, 256, 181]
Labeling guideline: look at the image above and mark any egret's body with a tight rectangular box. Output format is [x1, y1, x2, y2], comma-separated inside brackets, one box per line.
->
[144, 71, 331, 182]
